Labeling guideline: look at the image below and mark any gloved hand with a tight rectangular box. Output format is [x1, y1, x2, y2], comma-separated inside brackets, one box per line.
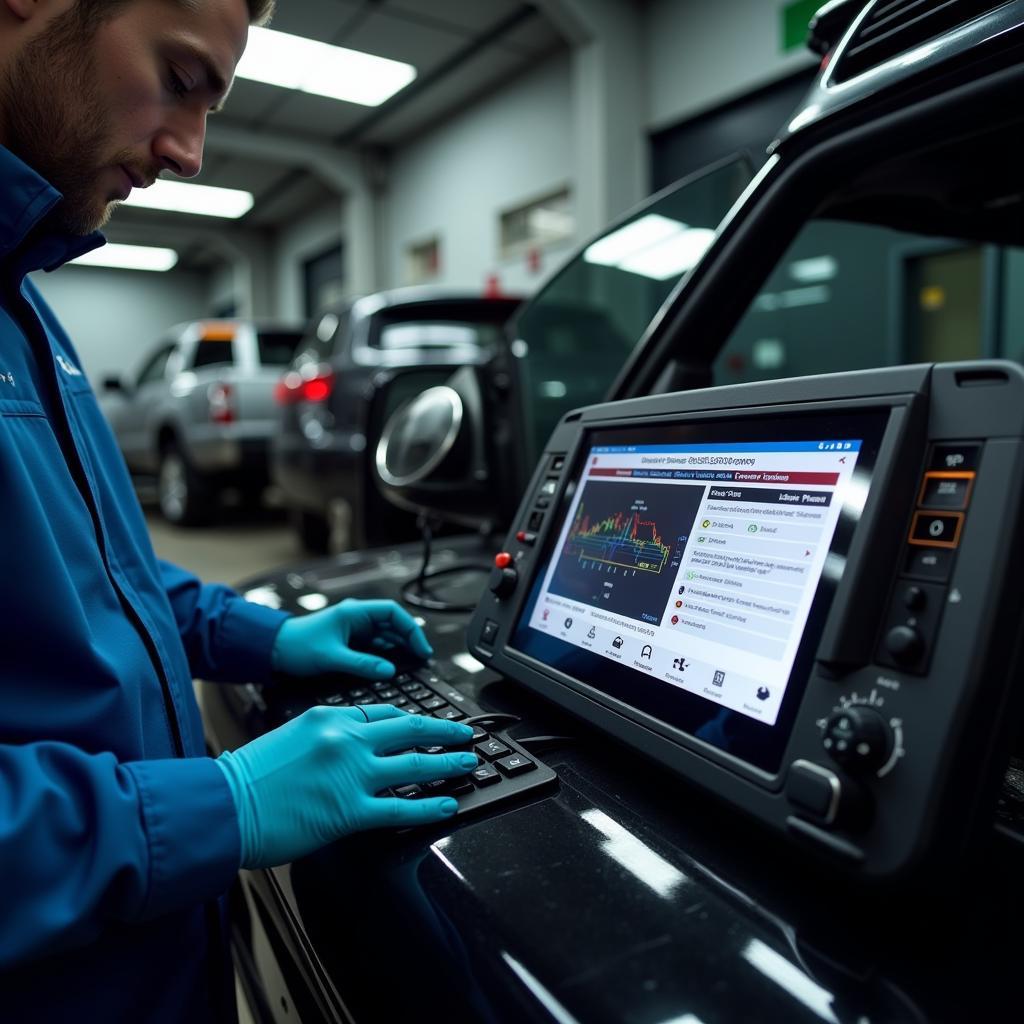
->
[272, 599, 433, 680]
[216, 704, 477, 868]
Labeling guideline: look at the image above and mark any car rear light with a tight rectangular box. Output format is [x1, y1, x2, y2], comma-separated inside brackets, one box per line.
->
[208, 382, 235, 423]
[274, 368, 335, 405]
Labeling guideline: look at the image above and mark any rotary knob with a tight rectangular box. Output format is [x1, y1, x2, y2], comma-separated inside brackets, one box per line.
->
[821, 706, 893, 773]
[488, 565, 518, 599]
[884, 624, 923, 665]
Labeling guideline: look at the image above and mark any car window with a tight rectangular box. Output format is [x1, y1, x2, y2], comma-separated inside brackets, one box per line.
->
[512, 157, 751, 465]
[136, 345, 174, 386]
[191, 339, 234, 370]
[257, 330, 303, 366]
[711, 219, 1023, 385]
[377, 321, 504, 351]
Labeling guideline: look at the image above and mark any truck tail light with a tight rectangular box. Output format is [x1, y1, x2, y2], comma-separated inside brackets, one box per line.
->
[274, 368, 335, 406]
[208, 381, 235, 423]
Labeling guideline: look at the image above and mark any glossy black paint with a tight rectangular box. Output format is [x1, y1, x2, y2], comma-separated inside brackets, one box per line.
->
[201, 538, 1024, 1024]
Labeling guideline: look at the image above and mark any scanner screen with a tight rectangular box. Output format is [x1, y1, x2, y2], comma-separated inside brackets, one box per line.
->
[510, 411, 889, 773]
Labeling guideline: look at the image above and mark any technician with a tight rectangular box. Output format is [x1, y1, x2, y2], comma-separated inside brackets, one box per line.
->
[0, 1, 476, 1020]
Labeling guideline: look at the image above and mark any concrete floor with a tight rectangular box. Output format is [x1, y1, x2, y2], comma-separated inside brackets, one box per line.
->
[143, 500, 302, 588]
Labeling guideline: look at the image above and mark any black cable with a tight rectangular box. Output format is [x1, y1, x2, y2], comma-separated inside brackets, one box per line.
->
[400, 515, 491, 613]
[463, 713, 521, 729]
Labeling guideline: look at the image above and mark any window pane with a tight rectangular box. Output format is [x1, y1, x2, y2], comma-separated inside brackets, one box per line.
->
[191, 339, 234, 369]
[257, 330, 303, 366]
[711, 220, 1015, 387]
[378, 321, 503, 351]
[514, 159, 750, 464]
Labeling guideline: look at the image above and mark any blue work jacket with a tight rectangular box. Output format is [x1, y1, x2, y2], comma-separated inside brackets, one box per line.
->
[0, 146, 290, 1021]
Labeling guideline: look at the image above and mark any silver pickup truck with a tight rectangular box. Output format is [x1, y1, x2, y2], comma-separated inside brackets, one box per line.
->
[103, 319, 303, 525]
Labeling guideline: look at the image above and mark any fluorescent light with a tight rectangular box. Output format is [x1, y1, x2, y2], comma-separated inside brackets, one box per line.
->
[619, 227, 715, 280]
[123, 180, 253, 219]
[70, 243, 178, 272]
[585, 214, 715, 281]
[789, 256, 837, 283]
[237, 26, 416, 106]
[585, 214, 681, 266]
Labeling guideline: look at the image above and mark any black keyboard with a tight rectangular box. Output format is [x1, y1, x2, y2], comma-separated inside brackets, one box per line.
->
[263, 664, 558, 820]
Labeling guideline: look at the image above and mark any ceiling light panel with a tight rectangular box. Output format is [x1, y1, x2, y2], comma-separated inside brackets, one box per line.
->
[123, 180, 254, 219]
[237, 26, 416, 106]
[70, 243, 178, 272]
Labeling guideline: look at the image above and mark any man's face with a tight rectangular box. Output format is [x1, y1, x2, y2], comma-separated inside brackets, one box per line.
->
[1, 0, 249, 234]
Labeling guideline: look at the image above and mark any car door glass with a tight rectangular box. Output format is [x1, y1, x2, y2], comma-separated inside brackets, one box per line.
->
[136, 346, 174, 387]
[513, 157, 752, 466]
[191, 339, 234, 369]
[711, 219, 1021, 386]
[378, 321, 503, 351]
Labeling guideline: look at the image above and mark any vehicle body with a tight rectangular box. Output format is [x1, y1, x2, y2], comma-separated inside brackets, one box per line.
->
[270, 288, 521, 552]
[203, 2, 1024, 1021]
[104, 319, 303, 524]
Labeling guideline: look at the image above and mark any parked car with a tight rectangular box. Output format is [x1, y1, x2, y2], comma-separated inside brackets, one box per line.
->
[103, 319, 303, 524]
[271, 288, 521, 552]
[205, 5, 1024, 1023]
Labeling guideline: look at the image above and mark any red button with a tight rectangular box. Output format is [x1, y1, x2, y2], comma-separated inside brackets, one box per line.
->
[494, 552, 513, 569]
[516, 531, 526, 542]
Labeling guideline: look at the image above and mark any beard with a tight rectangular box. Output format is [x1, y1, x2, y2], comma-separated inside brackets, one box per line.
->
[0, 12, 130, 235]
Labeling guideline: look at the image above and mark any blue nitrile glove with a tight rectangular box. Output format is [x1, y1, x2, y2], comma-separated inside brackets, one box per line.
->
[271, 598, 433, 680]
[216, 704, 477, 868]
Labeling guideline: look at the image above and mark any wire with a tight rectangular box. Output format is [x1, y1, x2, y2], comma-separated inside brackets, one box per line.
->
[463, 713, 521, 728]
[400, 515, 491, 613]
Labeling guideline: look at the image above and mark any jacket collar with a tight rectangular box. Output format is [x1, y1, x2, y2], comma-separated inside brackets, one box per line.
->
[0, 145, 105, 277]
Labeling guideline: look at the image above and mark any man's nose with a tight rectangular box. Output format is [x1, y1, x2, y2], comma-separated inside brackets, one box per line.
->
[153, 117, 205, 179]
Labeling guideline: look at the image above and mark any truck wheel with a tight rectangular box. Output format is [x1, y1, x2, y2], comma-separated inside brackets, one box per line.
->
[292, 508, 331, 554]
[158, 442, 211, 526]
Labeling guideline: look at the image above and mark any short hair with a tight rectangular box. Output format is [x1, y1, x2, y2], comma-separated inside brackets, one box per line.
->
[74, 1, 276, 28]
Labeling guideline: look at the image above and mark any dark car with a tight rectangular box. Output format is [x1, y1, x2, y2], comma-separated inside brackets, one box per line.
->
[204, 3, 1024, 1022]
[271, 288, 521, 552]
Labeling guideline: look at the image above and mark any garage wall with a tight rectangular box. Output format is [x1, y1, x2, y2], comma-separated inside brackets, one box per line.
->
[381, 51, 577, 296]
[274, 201, 344, 322]
[645, 0, 817, 131]
[30, 265, 208, 385]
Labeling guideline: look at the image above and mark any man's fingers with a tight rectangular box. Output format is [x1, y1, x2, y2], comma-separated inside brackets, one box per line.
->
[367, 714, 474, 754]
[331, 647, 395, 680]
[359, 601, 433, 658]
[379, 751, 478, 788]
[372, 795, 459, 827]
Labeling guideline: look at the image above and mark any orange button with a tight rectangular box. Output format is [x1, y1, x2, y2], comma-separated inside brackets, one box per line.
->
[908, 511, 964, 548]
[494, 552, 513, 569]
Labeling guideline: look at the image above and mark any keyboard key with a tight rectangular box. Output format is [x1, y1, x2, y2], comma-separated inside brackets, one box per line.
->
[471, 764, 501, 787]
[399, 681, 421, 694]
[394, 673, 413, 685]
[393, 785, 423, 799]
[377, 688, 400, 700]
[447, 780, 475, 796]
[421, 696, 447, 711]
[497, 753, 535, 777]
[475, 739, 510, 760]
[402, 701, 422, 714]
[371, 681, 391, 692]
[349, 688, 371, 700]
[417, 745, 446, 755]
[408, 688, 433, 702]
[392, 696, 410, 707]
[470, 726, 489, 742]
[433, 707, 466, 721]
[321, 694, 351, 706]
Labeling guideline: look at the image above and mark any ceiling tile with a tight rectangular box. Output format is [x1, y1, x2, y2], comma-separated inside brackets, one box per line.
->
[259, 91, 369, 137]
[264, 0, 364, 43]
[382, 0, 524, 36]
[338, 8, 468, 70]
[497, 15, 566, 56]
[360, 44, 527, 145]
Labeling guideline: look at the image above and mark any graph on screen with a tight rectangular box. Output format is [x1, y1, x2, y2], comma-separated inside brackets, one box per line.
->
[547, 479, 704, 623]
